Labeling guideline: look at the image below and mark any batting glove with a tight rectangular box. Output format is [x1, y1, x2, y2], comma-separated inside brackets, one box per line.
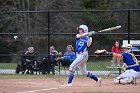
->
[88, 31, 95, 36]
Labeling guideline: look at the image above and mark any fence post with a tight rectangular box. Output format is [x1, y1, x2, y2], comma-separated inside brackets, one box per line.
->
[47, 11, 51, 74]
[48, 11, 50, 56]
[127, 10, 130, 44]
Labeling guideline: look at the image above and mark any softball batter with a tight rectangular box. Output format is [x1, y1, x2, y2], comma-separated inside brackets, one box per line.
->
[64, 24, 102, 87]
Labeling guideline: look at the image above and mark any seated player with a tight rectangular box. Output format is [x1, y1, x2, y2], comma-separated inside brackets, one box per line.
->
[40, 46, 58, 74]
[107, 44, 140, 84]
[61, 45, 76, 67]
[21, 47, 37, 74]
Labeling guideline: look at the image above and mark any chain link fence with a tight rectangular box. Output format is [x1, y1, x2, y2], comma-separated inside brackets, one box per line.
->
[0, 10, 140, 75]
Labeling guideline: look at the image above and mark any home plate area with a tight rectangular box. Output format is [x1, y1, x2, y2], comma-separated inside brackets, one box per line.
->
[0, 77, 140, 93]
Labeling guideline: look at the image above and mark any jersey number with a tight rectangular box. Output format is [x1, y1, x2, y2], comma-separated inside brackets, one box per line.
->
[79, 41, 84, 46]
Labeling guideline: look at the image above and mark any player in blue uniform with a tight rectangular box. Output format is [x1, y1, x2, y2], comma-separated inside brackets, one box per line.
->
[61, 45, 76, 66]
[63, 45, 76, 64]
[112, 44, 140, 84]
[63, 24, 102, 87]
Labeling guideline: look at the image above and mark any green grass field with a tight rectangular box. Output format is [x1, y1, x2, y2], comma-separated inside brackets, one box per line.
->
[0, 63, 16, 69]
[0, 59, 118, 71]
[0, 74, 115, 79]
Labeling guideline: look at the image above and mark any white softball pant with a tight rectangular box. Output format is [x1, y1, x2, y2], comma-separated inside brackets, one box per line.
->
[117, 69, 140, 80]
[69, 51, 88, 75]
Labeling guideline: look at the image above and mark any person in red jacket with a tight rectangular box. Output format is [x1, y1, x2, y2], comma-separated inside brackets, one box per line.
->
[111, 40, 123, 67]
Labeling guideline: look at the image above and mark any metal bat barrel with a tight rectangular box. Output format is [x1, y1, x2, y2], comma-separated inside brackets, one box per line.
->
[98, 25, 121, 32]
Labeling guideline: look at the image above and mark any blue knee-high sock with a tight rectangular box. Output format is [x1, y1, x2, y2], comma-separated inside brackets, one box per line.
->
[87, 72, 98, 81]
[68, 70, 75, 84]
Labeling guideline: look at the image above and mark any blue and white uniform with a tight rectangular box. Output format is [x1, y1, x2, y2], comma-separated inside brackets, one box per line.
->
[122, 52, 140, 72]
[67, 25, 101, 86]
[76, 36, 88, 53]
[69, 35, 89, 74]
[116, 52, 140, 80]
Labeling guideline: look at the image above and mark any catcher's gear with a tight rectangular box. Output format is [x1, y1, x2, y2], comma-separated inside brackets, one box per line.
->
[121, 65, 126, 73]
[122, 44, 132, 49]
[122, 44, 132, 53]
[114, 77, 136, 85]
[94, 49, 106, 55]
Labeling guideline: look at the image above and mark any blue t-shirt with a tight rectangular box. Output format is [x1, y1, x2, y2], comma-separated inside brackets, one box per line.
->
[122, 52, 140, 72]
[76, 36, 88, 53]
[63, 52, 76, 62]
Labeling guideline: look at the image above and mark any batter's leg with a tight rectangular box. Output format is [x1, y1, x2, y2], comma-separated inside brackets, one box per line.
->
[67, 54, 88, 85]
[79, 63, 100, 84]
[79, 61, 102, 87]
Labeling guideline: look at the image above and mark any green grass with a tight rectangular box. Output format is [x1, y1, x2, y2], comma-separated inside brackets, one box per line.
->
[87, 60, 111, 71]
[0, 74, 56, 79]
[0, 74, 115, 79]
[0, 63, 16, 69]
[0, 59, 118, 71]
[56, 59, 118, 71]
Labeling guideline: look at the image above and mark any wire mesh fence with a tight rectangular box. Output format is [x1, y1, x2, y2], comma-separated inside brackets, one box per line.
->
[0, 10, 140, 75]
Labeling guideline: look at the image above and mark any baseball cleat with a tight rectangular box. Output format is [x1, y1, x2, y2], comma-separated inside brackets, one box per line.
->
[61, 83, 72, 87]
[114, 79, 120, 84]
[96, 78, 102, 87]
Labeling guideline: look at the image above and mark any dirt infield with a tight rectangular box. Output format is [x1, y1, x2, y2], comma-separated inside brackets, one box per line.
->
[0, 77, 140, 93]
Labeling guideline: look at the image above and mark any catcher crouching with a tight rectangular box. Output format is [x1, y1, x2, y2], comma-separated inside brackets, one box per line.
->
[94, 44, 140, 85]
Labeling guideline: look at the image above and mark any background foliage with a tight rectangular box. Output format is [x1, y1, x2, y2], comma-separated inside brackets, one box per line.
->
[0, 0, 140, 63]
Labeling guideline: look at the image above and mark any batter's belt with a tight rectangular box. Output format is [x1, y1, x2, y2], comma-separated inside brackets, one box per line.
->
[76, 50, 88, 54]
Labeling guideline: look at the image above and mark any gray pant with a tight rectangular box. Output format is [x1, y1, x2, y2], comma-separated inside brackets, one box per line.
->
[70, 51, 88, 75]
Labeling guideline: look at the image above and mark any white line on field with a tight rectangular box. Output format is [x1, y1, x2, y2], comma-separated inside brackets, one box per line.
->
[15, 86, 66, 93]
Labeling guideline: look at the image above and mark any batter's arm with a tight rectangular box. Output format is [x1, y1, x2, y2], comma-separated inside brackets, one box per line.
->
[76, 33, 89, 38]
[87, 37, 92, 47]
[76, 30, 95, 38]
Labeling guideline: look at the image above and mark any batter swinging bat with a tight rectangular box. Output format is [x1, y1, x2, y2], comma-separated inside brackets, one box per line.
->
[98, 25, 121, 32]
[88, 25, 121, 36]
